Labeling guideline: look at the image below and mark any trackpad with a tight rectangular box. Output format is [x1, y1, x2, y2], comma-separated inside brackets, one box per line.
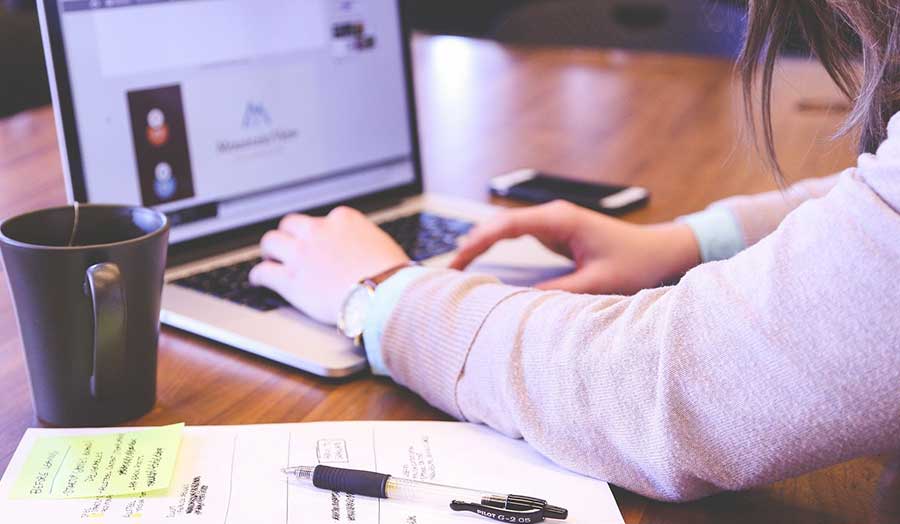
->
[466, 236, 574, 287]
[468, 262, 572, 287]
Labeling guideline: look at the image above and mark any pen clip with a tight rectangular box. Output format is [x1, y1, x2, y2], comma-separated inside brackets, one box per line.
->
[450, 500, 545, 523]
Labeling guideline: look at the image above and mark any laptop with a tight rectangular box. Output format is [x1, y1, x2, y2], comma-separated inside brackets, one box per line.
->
[37, 0, 573, 377]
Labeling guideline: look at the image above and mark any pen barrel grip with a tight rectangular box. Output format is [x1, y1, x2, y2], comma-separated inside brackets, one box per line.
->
[312, 466, 391, 499]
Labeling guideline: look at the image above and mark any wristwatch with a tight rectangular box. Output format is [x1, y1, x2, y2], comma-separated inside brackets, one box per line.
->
[337, 262, 415, 346]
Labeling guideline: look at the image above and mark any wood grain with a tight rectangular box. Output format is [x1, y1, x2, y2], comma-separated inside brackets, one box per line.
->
[0, 34, 886, 523]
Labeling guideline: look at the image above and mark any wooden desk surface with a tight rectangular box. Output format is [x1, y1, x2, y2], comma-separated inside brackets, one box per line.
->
[0, 35, 885, 523]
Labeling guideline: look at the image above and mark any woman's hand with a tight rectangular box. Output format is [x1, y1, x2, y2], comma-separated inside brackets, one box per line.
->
[450, 200, 701, 295]
[249, 206, 409, 324]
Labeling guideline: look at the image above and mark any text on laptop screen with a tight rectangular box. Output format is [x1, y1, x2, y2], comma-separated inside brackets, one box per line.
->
[56, 0, 416, 243]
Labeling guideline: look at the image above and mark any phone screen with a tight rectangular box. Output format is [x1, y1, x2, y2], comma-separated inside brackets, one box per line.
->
[516, 175, 628, 199]
[491, 170, 649, 214]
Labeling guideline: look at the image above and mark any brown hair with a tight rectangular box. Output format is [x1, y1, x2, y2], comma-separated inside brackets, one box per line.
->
[740, 0, 900, 180]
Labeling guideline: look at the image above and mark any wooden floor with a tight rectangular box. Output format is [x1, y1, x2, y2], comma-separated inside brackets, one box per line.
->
[0, 34, 891, 524]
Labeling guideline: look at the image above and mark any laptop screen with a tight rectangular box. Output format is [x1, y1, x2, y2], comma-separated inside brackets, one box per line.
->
[49, 0, 418, 244]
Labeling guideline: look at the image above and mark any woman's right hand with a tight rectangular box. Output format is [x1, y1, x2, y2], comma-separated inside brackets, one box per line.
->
[450, 200, 701, 295]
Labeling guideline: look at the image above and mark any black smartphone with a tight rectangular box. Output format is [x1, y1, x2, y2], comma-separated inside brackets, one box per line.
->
[489, 169, 650, 215]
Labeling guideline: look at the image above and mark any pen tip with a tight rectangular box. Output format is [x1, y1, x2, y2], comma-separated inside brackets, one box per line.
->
[282, 466, 314, 480]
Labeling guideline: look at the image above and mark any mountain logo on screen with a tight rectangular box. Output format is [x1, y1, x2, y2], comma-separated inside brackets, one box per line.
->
[216, 101, 299, 155]
[241, 102, 272, 129]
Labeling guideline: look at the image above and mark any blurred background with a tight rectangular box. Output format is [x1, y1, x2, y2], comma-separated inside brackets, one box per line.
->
[2, 0, 815, 120]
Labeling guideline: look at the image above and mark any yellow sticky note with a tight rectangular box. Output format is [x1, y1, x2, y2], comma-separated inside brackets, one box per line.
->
[11, 423, 184, 499]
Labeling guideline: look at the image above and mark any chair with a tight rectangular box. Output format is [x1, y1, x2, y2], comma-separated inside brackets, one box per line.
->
[492, 0, 747, 57]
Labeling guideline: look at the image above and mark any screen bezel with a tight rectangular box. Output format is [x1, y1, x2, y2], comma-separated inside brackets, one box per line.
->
[37, 0, 425, 237]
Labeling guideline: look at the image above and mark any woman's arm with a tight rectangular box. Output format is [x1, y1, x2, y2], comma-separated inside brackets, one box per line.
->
[449, 174, 845, 295]
[381, 168, 900, 502]
[249, 117, 900, 504]
[679, 174, 843, 262]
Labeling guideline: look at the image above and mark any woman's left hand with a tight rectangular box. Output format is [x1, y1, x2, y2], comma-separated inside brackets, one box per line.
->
[249, 206, 410, 325]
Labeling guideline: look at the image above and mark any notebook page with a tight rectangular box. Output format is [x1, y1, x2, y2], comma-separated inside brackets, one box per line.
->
[0, 421, 624, 524]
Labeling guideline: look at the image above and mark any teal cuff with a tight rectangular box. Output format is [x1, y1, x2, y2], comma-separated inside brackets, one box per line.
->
[362, 266, 434, 376]
[677, 207, 746, 263]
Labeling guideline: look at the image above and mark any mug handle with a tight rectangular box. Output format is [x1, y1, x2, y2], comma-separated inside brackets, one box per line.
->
[84, 263, 127, 400]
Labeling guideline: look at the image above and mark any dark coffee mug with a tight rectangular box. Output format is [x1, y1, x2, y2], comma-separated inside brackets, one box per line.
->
[0, 204, 169, 426]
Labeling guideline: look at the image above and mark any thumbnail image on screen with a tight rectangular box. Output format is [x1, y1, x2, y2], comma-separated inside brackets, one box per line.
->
[127, 84, 196, 206]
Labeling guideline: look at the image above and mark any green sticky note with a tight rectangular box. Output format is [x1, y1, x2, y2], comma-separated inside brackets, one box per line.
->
[11, 423, 184, 499]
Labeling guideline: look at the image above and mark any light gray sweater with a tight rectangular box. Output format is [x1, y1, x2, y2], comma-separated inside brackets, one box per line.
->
[379, 114, 900, 502]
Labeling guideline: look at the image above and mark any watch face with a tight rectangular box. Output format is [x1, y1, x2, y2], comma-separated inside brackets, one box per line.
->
[339, 284, 374, 339]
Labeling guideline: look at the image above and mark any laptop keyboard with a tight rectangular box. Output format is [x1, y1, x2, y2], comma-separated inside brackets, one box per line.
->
[173, 212, 473, 312]
[378, 212, 473, 262]
[174, 257, 288, 312]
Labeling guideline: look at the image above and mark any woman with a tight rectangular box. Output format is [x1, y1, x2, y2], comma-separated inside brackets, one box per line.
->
[249, 1, 900, 502]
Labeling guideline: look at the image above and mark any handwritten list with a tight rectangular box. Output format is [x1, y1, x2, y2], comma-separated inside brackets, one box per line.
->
[10, 423, 184, 499]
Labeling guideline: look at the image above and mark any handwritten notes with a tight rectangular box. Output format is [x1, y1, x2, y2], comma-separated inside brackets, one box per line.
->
[11, 423, 184, 499]
[0, 422, 624, 523]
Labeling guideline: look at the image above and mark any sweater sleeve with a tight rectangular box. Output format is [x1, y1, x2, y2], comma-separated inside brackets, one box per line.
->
[676, 174, 842, 263]
[709, 174, 842, 248]
[380, 167, 900, 502]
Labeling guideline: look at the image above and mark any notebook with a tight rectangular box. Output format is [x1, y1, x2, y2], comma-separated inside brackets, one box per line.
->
[0, 420, 624, 523]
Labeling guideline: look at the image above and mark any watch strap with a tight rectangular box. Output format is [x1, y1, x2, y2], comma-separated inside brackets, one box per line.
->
[348, 262, 418, 350]
[363, 261, 419, 288]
